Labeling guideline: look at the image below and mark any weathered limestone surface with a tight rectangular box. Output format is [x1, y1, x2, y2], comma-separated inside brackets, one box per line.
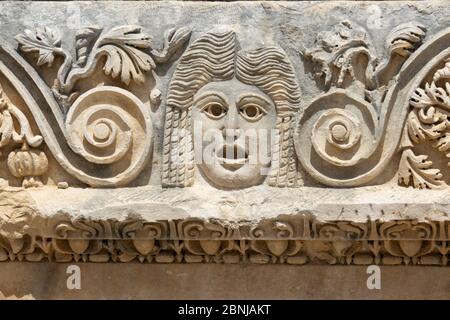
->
[2, 1, 450, 289]
[1, 263, 450, 299]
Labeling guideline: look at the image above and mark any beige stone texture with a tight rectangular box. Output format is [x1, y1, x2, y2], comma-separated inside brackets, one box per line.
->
[0, 0, 450, 299]
[1, 263, 449, 299]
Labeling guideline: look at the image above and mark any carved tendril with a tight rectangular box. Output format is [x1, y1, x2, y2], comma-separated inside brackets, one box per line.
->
[304, 20, 426, 95]
[16, 25, 191, 111]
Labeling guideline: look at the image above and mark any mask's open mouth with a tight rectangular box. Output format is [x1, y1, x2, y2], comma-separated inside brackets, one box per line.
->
[216, 144, 249, 171]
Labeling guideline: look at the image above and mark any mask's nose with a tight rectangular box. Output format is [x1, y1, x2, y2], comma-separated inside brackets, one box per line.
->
[224, 104, 239, 130]
[222, 105, 240, 143]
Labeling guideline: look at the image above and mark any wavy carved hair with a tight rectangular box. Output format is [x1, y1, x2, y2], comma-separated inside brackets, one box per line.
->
[162, 31, 302, 187]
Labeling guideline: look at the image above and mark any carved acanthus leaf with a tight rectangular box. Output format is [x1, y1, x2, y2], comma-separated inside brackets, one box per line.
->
[386, 22, 427, 57]
[15, 27, 61, 67]
[398, 149, 443, 189]
[0, 84, 47, 187]
[151, 27, 192, 63]
[96, 25, 154, 85]
[410, 82, 450, 110]
[400, 69, 450, 189]
[433, 58, 450, 82]
[406, 108, 447, 144]
[433, 131, 450, 154]
[0, 85, 43, 148]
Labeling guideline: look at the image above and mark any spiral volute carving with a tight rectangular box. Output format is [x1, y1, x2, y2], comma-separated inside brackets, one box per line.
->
[294, 89, 378, 185]
[65, 86, 152, 186]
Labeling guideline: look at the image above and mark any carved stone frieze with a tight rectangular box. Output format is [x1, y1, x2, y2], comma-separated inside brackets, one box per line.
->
[0, 17, 438, 190]
[0, 1, 449, 267]
[0, 215, 449, 266]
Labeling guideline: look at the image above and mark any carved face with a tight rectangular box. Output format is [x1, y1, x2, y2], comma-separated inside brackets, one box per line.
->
[191, 78, 276, 188]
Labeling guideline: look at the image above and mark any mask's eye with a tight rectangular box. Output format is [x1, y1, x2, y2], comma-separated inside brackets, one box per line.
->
[202, 102, 227, 119]
[239, 103, 266, 121]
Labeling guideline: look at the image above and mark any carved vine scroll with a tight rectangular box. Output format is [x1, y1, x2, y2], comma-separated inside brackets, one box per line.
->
[0, 20, 450, 189]
[296, 21, 428, 187]
[0, 25, 190, 188]
[16, 26, 191, 111]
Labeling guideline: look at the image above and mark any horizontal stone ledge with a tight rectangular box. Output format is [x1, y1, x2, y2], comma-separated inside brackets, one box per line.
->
[2, 184, 450, 239]
[0, 186, 449, 266]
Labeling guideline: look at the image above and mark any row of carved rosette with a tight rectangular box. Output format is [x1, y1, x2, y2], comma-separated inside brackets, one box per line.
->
[3, 19, 450, 189]
[1, 217, 450, 265]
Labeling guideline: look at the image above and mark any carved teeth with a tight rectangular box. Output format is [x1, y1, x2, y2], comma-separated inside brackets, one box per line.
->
[215, 144, 248, 171]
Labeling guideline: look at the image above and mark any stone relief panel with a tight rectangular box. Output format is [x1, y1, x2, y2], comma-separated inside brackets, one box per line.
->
[0, 1, 450, 266]
[0, 16, 448, 190]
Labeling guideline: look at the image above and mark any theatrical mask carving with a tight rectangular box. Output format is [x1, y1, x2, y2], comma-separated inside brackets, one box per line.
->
[191, 79, 277, 188]
[162, 31, 302, 188]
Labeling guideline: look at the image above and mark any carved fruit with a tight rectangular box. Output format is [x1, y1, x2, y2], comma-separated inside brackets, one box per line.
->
[132, 239, 155, 255]
[199, 240, 221, 255]
[399, 240, 423, 257]
[150, 88, 162, 107]
[266, 240, 288, 256]
[68, 239, 90, 254]
[7, 148, 48, 188]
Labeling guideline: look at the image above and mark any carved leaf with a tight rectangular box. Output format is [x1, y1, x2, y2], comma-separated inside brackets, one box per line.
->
[410, 82, 450, 111]
[97, 25, 155, 85]
[433, 133, 450, 153]
[406, 109, 446, 144]
[0, 86, 43, 149]
[163, 27, 192, 56]
[406, 110, 428, 143]
[386, 22, 426, 57]
[417, 106, 447, 125]
[151, 27, 192, 63]
[434, 58, 450, 82]
[398, 149, 443, 189]
[15, 27, 61, 67]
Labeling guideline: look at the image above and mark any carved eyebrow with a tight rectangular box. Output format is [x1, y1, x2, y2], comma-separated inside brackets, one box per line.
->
[237, 94, 272, 110]
[193, 91, 228, 106]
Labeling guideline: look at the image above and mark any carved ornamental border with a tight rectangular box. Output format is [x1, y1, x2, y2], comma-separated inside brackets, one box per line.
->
[0, 216, 449, 266]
